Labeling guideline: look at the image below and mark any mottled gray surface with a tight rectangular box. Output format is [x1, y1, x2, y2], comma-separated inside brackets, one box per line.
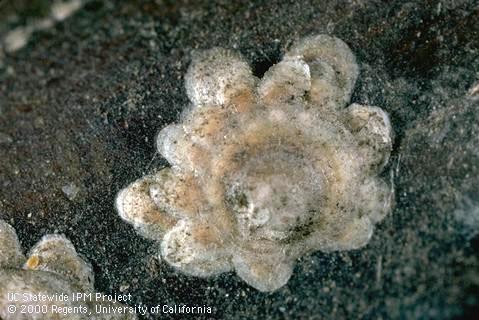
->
[0, 0, 478, 319]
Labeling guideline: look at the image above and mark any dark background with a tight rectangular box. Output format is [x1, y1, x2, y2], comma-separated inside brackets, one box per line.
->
[0, 1, 478, 319]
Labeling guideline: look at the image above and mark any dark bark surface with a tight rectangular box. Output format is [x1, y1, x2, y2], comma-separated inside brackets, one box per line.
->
[0, 1, 478, 319]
